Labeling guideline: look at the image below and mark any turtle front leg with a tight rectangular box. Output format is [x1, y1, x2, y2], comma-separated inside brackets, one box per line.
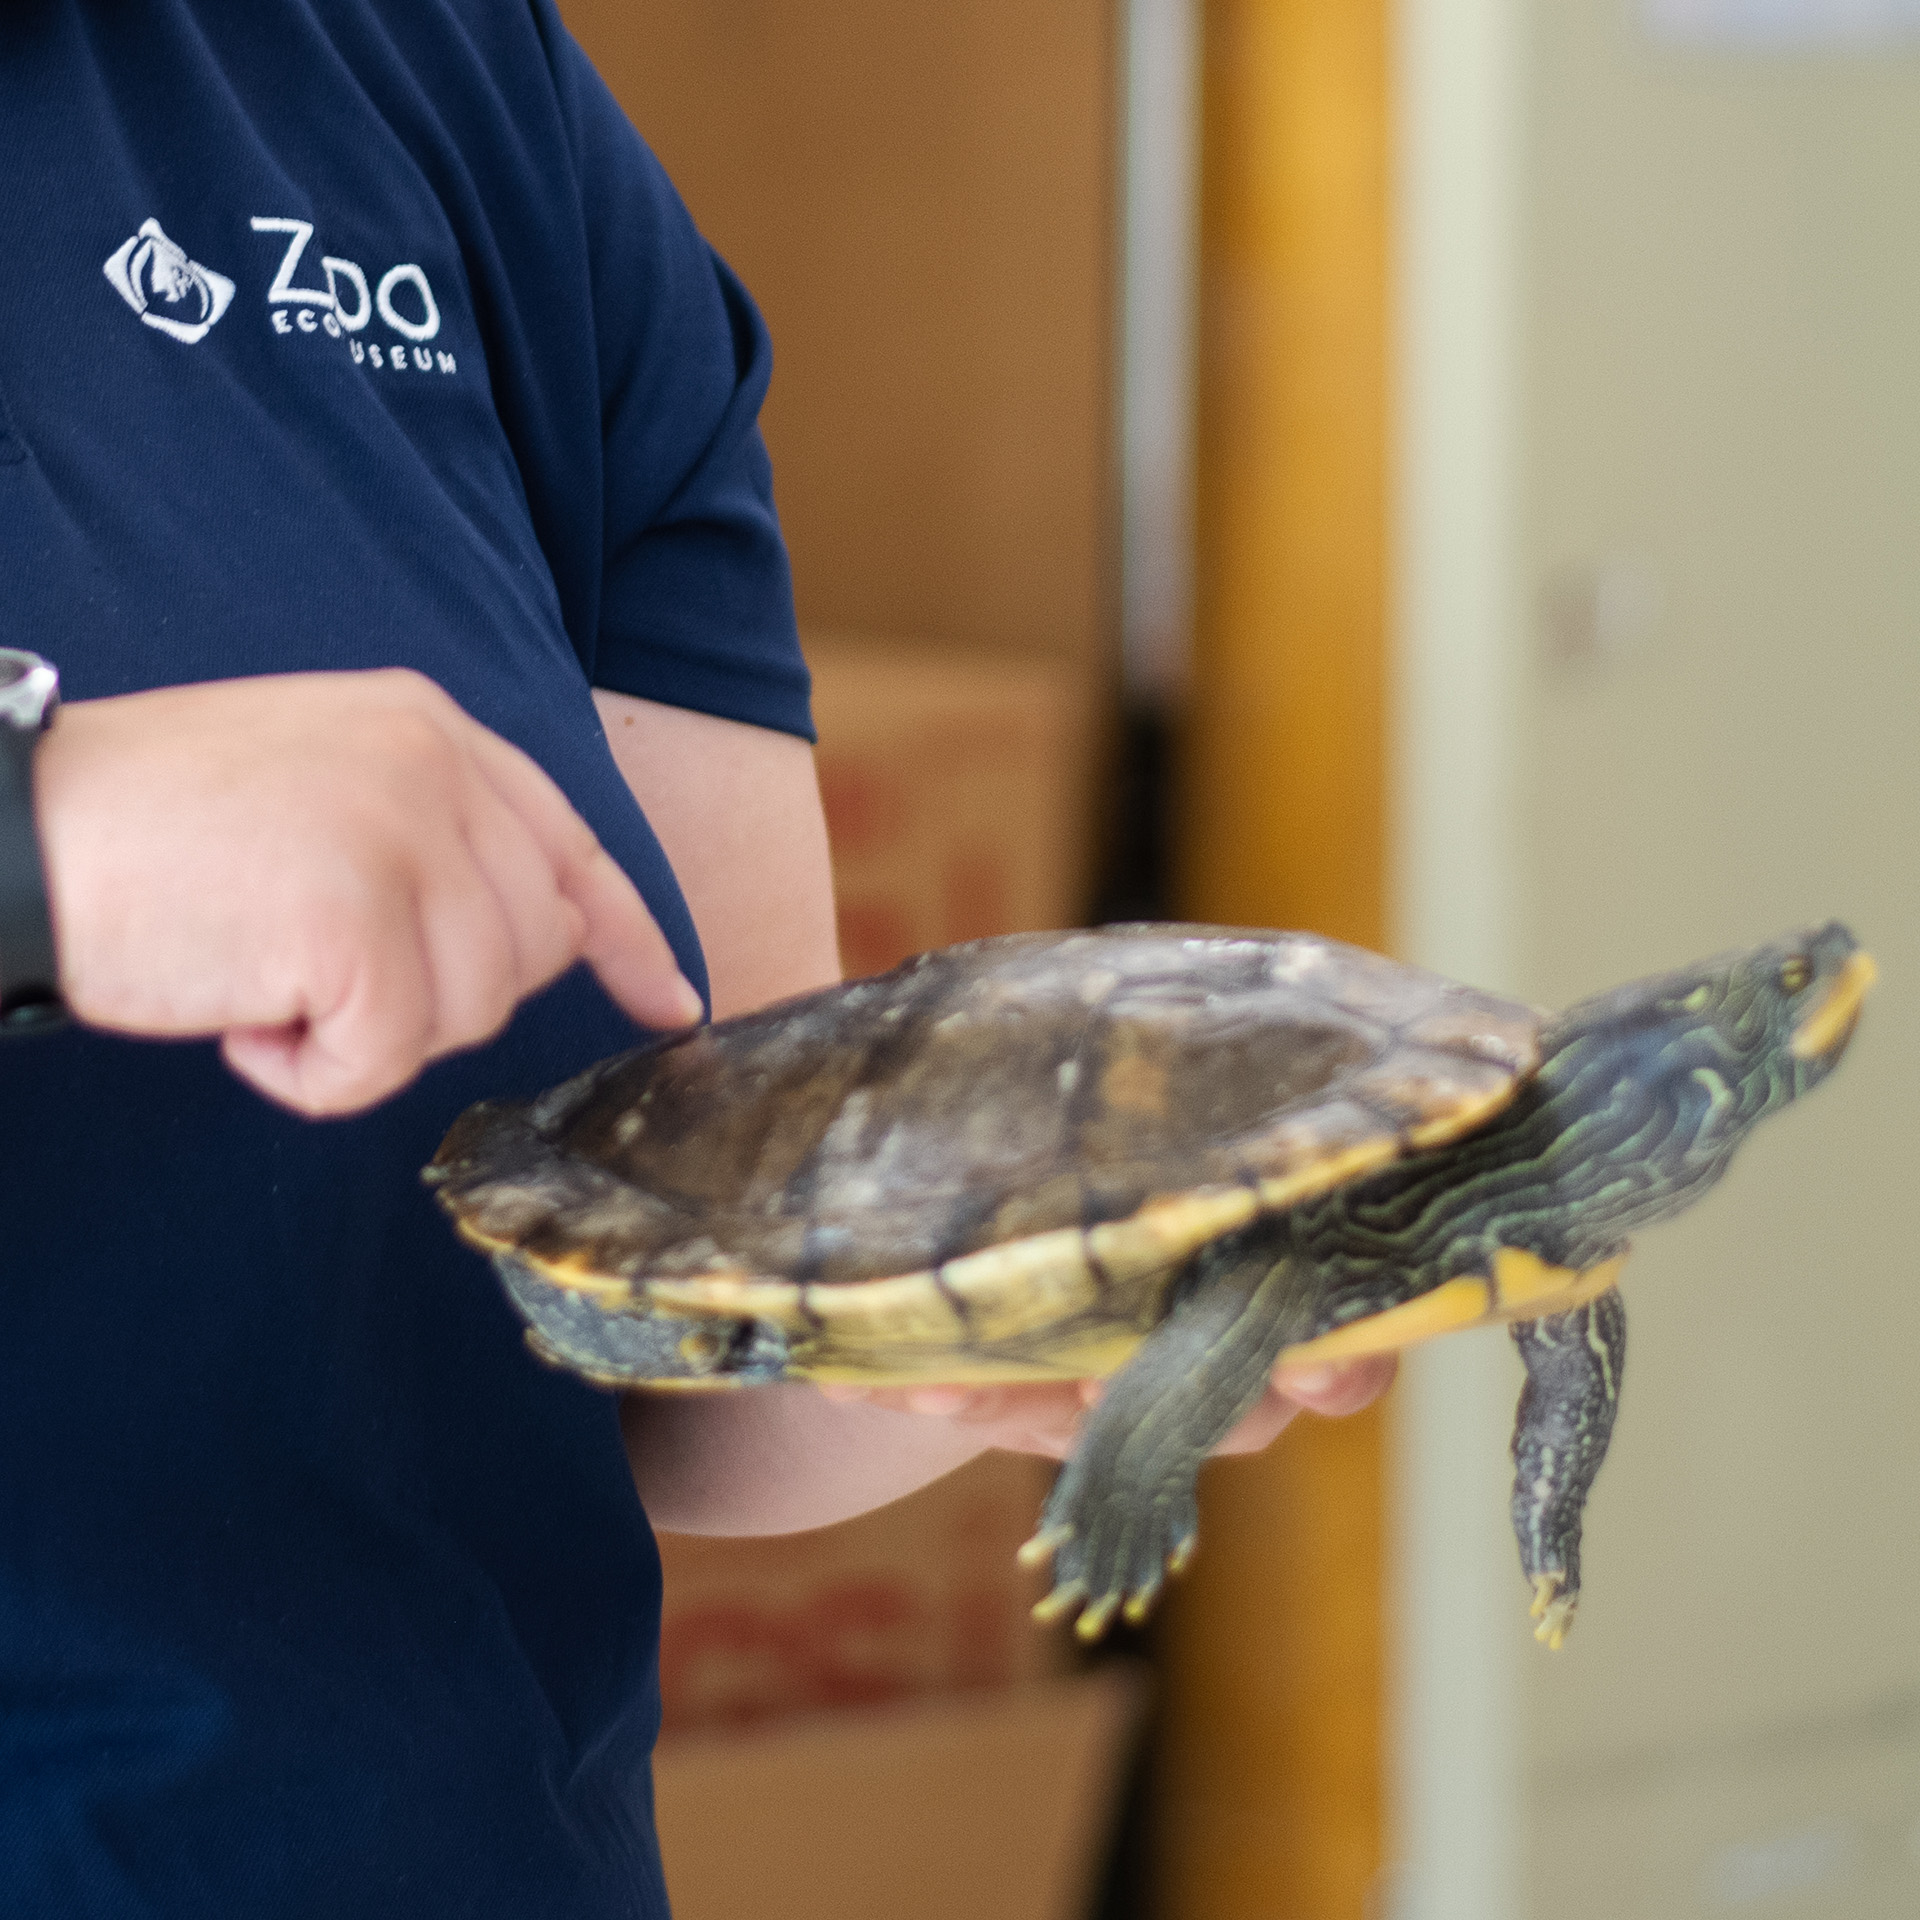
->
[1020, 1233, 1306, 1640]
[1509, 1287, 1627, 1648]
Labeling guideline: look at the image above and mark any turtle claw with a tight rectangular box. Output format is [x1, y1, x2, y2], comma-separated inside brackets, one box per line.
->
[1024, 1430, 1204, 1635]
[1025, 1523, 1140, 1639]
[1018, 1524, 1075, 1570]
[1074, 1593, 1122, 1642]
[1529, 1572, 1577, 1650]
[1024, 1486, 1198, 1636]
[1032, 1578, 1089, 1625]
[1033, 1552, 1181, 1639]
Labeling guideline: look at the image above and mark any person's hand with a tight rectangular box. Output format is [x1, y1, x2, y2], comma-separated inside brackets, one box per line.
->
[34, 669, 702, 1116]
[815, 1353, 1397, 1461]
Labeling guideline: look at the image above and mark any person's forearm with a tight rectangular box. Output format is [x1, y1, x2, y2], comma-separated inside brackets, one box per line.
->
[594, 690, 870, 1529]
[621, 1384, 992, 1535]
[592, 689, 839, 1022]
[619, 1356, 1401, 1535]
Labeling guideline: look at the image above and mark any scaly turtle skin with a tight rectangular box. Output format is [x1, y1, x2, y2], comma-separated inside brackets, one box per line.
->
[426, 922, 1873, 1645]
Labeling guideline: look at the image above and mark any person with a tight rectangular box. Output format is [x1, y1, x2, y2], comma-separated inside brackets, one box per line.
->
[0, 2, 1389, 1912]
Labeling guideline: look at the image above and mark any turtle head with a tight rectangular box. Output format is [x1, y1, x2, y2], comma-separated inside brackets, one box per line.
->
[1780, 922, 1877, 1082]
[1654, 921, 1874, 1102]
[1559, 921, 1873, 1091]
[1531, 924, 1872, 1248]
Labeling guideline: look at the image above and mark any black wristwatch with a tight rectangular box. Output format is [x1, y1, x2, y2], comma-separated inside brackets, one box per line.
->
[0, 649, 64, 1032]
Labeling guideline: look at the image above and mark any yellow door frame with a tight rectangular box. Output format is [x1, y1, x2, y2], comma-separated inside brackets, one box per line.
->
[1158, 4, 1388, 1917]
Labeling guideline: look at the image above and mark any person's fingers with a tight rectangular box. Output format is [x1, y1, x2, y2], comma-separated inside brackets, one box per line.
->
[1204, 1358, 1396, 1456]
[218, 1022, 315, 1109]
[458, 714, 701, 1029]
[386, 699, 686, 1052]
[569, 841, 705, 1031]
[232, 842, 444, 1113]
[1208, 1384, 1306, 1456]
[1271, 1352, 1399, 1418]
[815, 1383, 979, 1416]
[815, 1379, 1094, 1459]
[412, 856, 531, 1060]
[405, 765, 597, 1058]
[35, 673, 700, 1121]
[449, 751, 588, 996]
[222, 1018, 422, 1117]
[224, 914, 436, 1115]
[820, 1358, 1398, 1466]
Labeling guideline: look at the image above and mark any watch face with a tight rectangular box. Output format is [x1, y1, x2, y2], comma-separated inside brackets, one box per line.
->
[0, 651, 57, 730]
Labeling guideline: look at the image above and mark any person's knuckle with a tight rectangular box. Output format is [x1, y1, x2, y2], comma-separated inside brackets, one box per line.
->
[311, 912, 433, 1063]
[311, 853, 408, 950]
[461, 998, 515, 1052]
[537, 896, 589, 973]
[450, 946, 520, 1047]
[311, 1068, 389, 1118]
[374, 703, 460, 781]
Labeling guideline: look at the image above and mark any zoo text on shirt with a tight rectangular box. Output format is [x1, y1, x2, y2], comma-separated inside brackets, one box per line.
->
[252, 217, 458, 374]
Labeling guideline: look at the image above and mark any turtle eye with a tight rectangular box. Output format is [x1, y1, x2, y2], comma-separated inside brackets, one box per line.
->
[1779, 956, 1812, 995]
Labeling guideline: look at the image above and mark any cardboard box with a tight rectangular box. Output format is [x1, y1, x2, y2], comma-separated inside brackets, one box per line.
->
[653, 1667, 1148, 1920]
[805, 633, 1097, 976]
[557, 0, 1117, 678]
[657, 1451, 1064, 1736]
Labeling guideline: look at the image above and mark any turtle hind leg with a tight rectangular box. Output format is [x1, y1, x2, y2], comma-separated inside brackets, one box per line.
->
[1509, 1287, 1628, 1648]
[1022, 1233, 1307, 1641]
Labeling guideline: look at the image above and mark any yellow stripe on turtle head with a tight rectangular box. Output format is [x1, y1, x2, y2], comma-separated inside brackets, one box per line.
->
[1790, 949, 1877, 1060]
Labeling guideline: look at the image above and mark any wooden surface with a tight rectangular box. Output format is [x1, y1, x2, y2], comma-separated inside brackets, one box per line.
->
[1159, 3, 1389, 1918]
[1174, 0, 1386, 943]
[559, 0, 1118, 677]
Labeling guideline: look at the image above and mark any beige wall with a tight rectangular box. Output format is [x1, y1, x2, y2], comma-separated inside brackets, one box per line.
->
[1514, 9, 1920, 1915]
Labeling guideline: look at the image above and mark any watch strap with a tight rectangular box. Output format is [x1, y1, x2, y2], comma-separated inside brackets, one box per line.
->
[0, 720, 64, 1031]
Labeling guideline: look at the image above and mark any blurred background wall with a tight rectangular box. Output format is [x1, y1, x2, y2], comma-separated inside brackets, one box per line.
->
[1396, 4, 1920, 1917]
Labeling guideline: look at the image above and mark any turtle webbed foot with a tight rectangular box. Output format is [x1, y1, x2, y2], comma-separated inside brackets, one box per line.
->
[1020, 1483, 1200, 1641]
[1017, 1235, 1305, 1641]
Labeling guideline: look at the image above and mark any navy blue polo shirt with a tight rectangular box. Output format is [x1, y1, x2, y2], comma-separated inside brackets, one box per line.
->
[0, 3, 811, 1912]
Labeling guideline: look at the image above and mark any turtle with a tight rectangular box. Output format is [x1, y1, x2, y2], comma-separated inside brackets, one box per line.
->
[425, 920, 1874, 1647]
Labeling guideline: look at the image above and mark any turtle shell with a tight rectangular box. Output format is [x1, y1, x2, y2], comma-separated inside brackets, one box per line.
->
[428, 927, 1541, 1384]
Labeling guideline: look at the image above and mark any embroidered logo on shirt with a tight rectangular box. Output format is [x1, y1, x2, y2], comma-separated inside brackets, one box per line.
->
[102, 212, 458, 378]
[247, 217, 456, 376]
[103, 220, 237, 344]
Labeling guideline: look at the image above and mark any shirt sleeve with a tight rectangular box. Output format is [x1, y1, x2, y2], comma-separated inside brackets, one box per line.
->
[536, 10, 814, 741]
